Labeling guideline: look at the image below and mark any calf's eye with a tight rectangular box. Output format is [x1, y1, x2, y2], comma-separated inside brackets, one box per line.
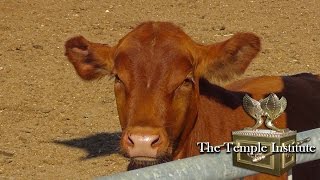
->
[114, 74, 123, 84]
[182, 77, 194, 87]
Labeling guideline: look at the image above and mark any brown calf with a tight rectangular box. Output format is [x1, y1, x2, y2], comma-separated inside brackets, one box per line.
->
[65, 22, 320, 179]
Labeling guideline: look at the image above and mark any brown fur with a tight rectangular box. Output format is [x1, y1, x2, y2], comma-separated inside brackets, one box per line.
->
[65, 21, 320, 179]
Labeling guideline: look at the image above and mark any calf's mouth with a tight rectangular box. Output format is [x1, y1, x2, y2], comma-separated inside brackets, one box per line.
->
[128, 155, 172, 170]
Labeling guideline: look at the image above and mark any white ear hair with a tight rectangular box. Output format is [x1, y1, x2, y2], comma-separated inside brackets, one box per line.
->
[71, 47, 89, 56]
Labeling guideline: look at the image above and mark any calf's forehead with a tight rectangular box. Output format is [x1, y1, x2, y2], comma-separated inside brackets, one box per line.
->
[114, 37, 194, 86]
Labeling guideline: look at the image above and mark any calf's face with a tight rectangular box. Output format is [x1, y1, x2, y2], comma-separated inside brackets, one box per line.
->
[65, 22, 260, 170]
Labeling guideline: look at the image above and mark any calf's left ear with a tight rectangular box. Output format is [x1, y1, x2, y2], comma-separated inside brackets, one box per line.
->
[65, 36, 114, 80]
[196, 33, 261, 81]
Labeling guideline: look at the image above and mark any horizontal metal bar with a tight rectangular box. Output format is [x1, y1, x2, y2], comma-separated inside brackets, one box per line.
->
[98, 128, 320, 180]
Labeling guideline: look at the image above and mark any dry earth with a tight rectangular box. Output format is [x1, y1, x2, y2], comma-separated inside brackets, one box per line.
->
[0, 0, 319, 179]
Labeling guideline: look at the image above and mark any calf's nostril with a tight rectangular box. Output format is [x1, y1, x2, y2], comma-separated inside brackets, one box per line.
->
[127, 134, 135, 146]
[151, 136, 160, 146]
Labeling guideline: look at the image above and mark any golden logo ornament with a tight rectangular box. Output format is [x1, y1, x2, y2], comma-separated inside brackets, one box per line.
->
[231, 93, 311, 176]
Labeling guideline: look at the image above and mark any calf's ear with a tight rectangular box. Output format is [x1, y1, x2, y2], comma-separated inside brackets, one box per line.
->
[196, 33, 260, 82]
[65, 36, 114, 80]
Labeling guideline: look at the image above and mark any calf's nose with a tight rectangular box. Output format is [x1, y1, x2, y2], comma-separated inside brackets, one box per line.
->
[126, 134, 161, 158]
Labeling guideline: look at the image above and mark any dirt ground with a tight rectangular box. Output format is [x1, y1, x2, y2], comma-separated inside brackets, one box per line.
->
[0, 0, 319, 179]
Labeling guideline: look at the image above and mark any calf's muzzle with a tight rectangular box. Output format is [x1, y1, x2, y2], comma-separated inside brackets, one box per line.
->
[124, 132, 161, 159]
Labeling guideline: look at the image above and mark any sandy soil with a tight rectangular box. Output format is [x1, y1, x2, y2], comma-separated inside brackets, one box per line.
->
[0, 0, 319, 179]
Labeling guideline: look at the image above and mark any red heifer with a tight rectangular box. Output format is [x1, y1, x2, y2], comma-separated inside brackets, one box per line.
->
[65, 22, 320, 179]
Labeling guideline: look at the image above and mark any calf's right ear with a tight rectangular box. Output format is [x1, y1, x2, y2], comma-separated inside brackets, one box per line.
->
[65, 36, 114, 80]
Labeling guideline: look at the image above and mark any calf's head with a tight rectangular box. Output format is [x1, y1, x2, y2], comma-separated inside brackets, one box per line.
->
[65, 22, 260, 170]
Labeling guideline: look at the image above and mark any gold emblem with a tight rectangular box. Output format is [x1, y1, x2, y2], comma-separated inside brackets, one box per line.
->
[231, 93, 311, 176]
[243, 93, 288, 132]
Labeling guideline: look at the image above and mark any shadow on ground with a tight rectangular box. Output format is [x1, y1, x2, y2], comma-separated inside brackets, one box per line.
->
[53, 132, 121, 159]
